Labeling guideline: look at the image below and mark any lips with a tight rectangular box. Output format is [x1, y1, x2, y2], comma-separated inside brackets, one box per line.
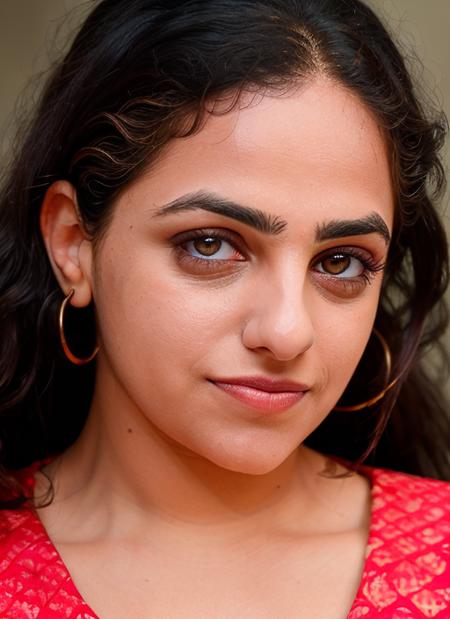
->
[209, 376, 309, 413]
[209, 376, 310, 393]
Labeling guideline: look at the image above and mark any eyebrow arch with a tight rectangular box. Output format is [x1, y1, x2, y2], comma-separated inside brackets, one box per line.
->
[315, 213, 391, 245]
[152, 189, 391, 245]
[152, 190, 288, 235]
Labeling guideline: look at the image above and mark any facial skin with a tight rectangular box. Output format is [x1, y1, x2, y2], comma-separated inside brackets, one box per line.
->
[42, 78, 394, 479]
[38, 76, 394, 619]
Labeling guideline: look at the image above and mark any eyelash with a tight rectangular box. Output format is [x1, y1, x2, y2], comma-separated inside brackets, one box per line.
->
[172, 228, 247, 270]
[171, 227, 385, 288]
[312, 246, 385, 284]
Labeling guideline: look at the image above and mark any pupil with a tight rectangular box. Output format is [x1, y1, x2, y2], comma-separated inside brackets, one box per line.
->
[324, 255, 350, 274]
[194, 237, 221, 256]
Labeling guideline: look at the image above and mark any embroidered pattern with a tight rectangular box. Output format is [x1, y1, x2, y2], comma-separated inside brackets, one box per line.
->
[348, 470, 450, 618]
[0, 509, 98, 618]
[0, 467, 447, 618]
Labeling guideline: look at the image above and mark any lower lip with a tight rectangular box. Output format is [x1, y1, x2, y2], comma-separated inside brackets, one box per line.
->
[212, 382, 305, 413]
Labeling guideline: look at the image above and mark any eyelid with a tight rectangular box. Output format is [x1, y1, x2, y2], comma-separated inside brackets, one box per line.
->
[172, 226, 241, 241]
[312, 244, 385, 268]
[310, 246, 386, 297]
[171, 227, 247, 254]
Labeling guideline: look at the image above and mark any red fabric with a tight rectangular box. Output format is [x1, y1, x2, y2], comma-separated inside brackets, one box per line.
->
[348, 468, 450, 618]
[0, 465, 448, 618]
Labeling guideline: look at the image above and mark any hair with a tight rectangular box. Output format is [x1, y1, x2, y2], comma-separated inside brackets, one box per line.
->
[0, 0, 449, 505]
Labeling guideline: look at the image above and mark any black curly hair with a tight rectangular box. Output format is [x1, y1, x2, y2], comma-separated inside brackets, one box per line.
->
[0, 0, 448, 507]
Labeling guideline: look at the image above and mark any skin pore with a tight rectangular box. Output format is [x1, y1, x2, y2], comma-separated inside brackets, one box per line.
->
[38, 77, 394, 618]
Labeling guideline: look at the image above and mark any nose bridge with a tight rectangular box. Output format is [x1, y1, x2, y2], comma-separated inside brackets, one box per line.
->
[242, 257, 314, 361]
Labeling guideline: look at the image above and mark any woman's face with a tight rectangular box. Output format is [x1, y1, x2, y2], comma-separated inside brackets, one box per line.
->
[90, 78, 394, 474]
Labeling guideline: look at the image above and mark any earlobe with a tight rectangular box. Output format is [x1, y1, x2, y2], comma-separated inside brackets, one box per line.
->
[40, 181, 93, 307]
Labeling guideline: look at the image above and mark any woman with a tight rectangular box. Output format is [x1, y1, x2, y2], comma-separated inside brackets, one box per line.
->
[0, 0, 448, 617]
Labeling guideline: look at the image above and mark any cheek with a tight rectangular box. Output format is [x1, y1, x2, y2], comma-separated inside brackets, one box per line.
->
[93, 243, 230, 381]
[312, 294, 380, 404]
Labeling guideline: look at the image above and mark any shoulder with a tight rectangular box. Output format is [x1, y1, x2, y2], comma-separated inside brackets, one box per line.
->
[365, 466, 450, 496]
[349, 466, 450, 619]
[363, 466, 449, 548]
[0, 506, 49, 565]
[0, 505, 93, 617]
[0, 464, 57, 588]
[0, 507, 53, 613]
[0, 458, 57, 547]
[365, 467, 450, 516]
[367, 466, 450, 488]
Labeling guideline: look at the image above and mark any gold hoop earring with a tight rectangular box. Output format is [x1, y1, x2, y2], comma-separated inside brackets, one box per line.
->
[334, 329, 399, 412]
[59, 288, 99, 365]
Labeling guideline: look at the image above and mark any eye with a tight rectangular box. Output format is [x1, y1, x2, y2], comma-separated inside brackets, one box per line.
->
[171, 228, 247, 270]
[311, 246, 386, 295]
[182, 233, 244, 261]
[315, 253, 365, 278]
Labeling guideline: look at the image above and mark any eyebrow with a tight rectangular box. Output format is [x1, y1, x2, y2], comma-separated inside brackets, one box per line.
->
[316, 213, 391, 245]
[152, 190, 287, 234]
[152, 190, 391, 245]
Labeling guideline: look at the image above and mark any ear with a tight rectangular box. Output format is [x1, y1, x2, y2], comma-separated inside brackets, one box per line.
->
[40, 181, 94, 308]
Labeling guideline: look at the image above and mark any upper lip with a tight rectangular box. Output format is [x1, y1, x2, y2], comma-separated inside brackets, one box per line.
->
[210, 376, 310, 393]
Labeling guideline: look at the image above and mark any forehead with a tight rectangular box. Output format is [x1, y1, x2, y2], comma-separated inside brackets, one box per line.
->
[134, 78, 395, 230]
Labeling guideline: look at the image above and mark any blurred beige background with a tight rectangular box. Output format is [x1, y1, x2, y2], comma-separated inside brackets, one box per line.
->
[1, 0, 449, 354]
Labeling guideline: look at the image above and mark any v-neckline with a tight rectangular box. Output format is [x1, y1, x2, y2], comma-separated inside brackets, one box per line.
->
[21, 461, 379, 619]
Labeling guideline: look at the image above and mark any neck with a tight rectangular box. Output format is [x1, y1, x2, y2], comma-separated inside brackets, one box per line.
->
[38, 371, 354, 543]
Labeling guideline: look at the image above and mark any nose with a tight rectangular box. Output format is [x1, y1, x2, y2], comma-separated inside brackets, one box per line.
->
[241, 265, 314, 362]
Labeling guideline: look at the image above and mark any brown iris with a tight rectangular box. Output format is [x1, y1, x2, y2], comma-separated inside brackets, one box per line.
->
[193, 237, 222, 256]
[322, 254, 351, 275]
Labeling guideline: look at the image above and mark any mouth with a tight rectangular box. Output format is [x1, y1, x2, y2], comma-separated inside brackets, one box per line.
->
[208, 378, 308, 413]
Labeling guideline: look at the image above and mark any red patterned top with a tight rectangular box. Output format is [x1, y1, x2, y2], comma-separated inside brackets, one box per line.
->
[0, 466, 448, 618]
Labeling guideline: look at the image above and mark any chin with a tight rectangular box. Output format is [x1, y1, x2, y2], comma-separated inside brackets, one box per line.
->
[201, 441, 296, 476]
